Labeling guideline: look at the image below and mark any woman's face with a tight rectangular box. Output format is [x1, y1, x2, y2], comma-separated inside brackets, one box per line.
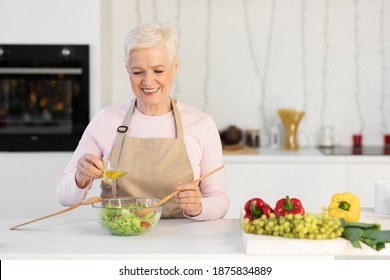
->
[126, 47, 178, 113]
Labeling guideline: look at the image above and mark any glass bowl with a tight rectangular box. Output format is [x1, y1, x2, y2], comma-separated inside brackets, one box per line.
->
[92, 197, 162, 236]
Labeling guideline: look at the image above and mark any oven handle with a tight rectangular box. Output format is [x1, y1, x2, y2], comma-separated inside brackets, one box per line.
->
[0, 67, 82, 75]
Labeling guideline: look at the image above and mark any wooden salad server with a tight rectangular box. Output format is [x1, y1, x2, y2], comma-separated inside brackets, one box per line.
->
[135, 165, 224, 217]
[10, 196, 103, 230]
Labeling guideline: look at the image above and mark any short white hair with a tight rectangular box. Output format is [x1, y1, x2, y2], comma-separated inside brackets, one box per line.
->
[123, 23, 178, 63]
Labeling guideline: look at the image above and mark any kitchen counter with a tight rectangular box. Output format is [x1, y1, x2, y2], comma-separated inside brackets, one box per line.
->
[1, 210, 390, 260]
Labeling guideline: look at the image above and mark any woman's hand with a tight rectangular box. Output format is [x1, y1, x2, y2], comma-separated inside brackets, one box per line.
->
[75, 153, 104, 189]
[176, 182, 202, 216]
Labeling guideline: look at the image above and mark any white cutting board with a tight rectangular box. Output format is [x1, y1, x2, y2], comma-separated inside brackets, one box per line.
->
[242, 231, 351, 255]
[240, 208, 390, 256]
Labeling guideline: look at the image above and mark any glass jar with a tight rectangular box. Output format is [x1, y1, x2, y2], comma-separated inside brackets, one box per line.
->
[319, 126, 335, 148]
[246, 129, 260, 148]
[278, 109, 305, 150]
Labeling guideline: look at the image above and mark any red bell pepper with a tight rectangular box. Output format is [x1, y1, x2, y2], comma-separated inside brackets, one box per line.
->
[244, 198, 273, 221]
[274, 196, 305, 217]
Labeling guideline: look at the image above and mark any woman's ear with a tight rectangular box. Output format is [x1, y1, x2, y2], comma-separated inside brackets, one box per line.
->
[173, 58, 179, 74]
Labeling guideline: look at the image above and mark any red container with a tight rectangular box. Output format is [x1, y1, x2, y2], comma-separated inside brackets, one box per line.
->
[352, 134, 362, 147]
[352, 146, 362, 155]
[384, 134, 390, 147]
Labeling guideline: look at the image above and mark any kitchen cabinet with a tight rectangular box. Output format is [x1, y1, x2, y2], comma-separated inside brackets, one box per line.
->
[223, 148, 390, 219]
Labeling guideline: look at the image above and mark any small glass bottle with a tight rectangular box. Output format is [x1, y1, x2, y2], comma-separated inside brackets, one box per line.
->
[246, 129, 260, 148]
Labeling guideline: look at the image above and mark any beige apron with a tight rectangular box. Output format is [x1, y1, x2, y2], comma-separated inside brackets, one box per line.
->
[100, 99, 194, 218]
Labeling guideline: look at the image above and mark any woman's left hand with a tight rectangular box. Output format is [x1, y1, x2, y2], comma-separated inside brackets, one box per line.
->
[176, 182, 202, 216]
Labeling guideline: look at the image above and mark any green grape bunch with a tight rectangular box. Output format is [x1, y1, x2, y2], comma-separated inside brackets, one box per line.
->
[241, 210, 344, 240]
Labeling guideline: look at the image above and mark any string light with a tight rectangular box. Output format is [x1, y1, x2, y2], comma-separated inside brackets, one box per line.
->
[298, 0, 312, 146]
[353, 0, 364, 133]
[243, 0, 276, 143]
[259, 0, 276, 141]
[301, 0, 308, 111]
[202, 0, 212, 112]
[173, 0, 181, 99]
[320, 0, 330, 127]
[243, 0, 262, 124]
[379, 0, 388, 133]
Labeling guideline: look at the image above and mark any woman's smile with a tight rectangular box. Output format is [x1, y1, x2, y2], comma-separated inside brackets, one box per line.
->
[142, 87, 160, 95]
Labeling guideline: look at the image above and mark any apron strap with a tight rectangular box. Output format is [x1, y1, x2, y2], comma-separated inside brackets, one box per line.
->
[109, 99, 136, 165]
[109, 98, 184, 165]
[171, 99, 185, 141]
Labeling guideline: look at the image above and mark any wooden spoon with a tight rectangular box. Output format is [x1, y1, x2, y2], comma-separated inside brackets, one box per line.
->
[10, 196, 103, 230]
[136, 165, 224, 217]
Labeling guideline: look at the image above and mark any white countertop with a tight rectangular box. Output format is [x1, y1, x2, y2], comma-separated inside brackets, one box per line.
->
[223, 147, 390, 164]
[2, 210, 390, 260]
[1, 218, 250, 260]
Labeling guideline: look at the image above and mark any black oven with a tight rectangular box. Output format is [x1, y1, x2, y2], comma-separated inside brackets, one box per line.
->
[0, 44, 89, 151]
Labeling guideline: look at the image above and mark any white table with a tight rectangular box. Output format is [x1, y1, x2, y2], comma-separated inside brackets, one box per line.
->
[1, 210, 390, 260]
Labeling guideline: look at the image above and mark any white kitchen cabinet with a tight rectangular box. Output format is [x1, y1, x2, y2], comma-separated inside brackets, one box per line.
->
[223, 148, 390, 219]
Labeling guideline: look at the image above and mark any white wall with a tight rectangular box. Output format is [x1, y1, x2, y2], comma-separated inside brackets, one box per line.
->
[110, 0, 390, 147]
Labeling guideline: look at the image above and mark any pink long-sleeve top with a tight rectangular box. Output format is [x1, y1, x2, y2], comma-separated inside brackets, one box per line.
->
[56, 99, 229, 221]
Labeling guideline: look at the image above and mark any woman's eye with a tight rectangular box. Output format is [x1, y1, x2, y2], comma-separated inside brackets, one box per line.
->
[132, 71, 142, 75]
[154, 70, 163, 74]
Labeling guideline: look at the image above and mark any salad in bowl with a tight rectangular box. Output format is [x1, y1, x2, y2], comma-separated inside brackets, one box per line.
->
[92, 197, 162, 236]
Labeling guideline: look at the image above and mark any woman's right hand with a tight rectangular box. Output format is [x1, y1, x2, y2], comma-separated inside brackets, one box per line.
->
[75, 153, 104, 189]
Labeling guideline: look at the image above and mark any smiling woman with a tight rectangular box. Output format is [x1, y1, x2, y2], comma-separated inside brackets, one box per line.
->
[127, 47, 178, 116]
[56, 23, 230, 221]
[124, 24, 179, 116]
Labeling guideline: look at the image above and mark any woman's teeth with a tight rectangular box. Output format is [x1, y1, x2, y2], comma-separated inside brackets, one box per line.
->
[143, 88, 158, 93]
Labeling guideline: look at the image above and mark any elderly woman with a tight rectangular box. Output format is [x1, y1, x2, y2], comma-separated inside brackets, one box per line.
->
[56, 23, 229, 220]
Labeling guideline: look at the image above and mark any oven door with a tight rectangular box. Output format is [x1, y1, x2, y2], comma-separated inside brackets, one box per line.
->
[0, 44, 89, 151]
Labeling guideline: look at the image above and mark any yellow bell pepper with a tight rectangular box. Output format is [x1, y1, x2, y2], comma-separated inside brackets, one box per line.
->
[328, 192, 360, 222]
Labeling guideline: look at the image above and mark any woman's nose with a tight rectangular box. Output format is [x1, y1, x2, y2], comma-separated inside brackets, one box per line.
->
[143, 73, 154, 85]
